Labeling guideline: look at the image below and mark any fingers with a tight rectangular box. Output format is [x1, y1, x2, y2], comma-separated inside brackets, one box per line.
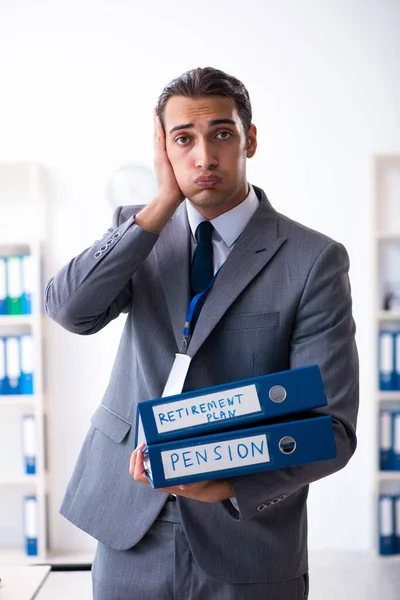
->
[129, 443, 149, 485]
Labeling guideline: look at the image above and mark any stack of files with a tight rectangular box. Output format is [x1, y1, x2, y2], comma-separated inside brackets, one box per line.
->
[21, 414, 37, 475]
[379, 330, 400, 391]
[379, 408, 400, 471]
[0, 334, 34, 395]
[0, 254, 34, 315]
[135, 364, 337, 488]
[378, 493, 400, 555]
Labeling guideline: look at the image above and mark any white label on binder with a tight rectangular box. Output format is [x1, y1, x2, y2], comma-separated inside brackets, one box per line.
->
[394, 414, 400, 455]
[20, 335, 34, 373]
[6, 337, 21, 379]
[22, 415, 36, 456]
[154, 384, 261, 433]
[0, 338, 5, 379]
[395, 497, 400, 536]
[161, 433, 270, 479]
[380, 496, 394, 537]
[381, 411, 392, 451]
[0, 257, 6, 301]
[22, 255, 34, 295]
[7, 256, 22, 298]
[24, 496, 38, 538]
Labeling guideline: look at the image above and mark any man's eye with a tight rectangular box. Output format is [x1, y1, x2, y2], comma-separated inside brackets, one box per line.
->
[176, 136, 191, 145]
[216, 131, 232, 140]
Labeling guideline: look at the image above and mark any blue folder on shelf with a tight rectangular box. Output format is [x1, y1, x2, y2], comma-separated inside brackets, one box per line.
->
[392, 411, 400, 471]
[142, 414, 336, 489]
[136, 364, 327, 446]
[19, 334, 34, 395]
[0, 256, 6, 314]
[395, 331, 400, 392]
[21, 414, 36, 475]
[23, 495, 38, 556]
[394, 494, 400, 554]
[379, 494, 395, 555]
[380, 409, 395, 471]
[379, 331, 395, 391]
[0, 336, 6, 395]
[21, 254, 33, 315]
[5, 336, 21, 395]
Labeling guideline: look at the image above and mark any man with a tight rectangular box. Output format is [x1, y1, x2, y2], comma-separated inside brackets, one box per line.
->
[45, 67, 359, 599]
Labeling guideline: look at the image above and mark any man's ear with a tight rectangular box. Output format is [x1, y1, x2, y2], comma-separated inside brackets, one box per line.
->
[246, 125, 257, 158]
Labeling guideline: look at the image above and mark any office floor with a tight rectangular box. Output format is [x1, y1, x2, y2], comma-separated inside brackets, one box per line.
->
[35, 552, 400, 600]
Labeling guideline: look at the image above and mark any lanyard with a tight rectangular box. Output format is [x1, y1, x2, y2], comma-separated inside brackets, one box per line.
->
[181, 266, 222, 354]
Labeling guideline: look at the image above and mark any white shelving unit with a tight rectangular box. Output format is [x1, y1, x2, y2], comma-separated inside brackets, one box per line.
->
[0, 162, 48, 564]
[374, 155, 400, 555]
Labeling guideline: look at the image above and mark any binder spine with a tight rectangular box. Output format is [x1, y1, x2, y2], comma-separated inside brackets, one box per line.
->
[379, 494, 395, 555]
[379, 331, 395, 391]
[379, 409, 394, 471]
[395, 331, 400, 391]
[0, 336, 6, 395]
[22, 414, 36, 475]
[19, 334, 34, 395]
[23, 495, 38, 556]
[0, 256, 6, 314]
[393, 412, 400, 471]
[21, 254, 33, 315]
[394, 495, 400, 554]
[6, 255, 23, 315]
[5, 336, 21, 395]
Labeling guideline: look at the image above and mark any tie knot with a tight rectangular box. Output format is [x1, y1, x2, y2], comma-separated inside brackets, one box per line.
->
[196, 221, 214, 243]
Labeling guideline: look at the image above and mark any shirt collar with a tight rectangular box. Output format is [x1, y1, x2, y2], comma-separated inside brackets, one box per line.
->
[186, 184, 259, 248]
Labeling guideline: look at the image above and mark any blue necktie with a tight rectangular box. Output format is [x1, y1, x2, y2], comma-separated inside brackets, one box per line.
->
[189, 221, 214, 328]
[190, 221, 214, 297]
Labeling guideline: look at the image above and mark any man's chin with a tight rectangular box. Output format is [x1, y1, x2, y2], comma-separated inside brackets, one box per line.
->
[187, 188, 226, 207]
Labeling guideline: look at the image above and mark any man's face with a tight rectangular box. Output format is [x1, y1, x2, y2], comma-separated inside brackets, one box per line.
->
[163, 95, 257, 216]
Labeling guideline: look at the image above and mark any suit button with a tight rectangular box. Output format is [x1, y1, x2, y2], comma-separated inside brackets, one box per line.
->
[257, 503, 266, 512]
[94, 251, 102, 258]
[100, 245, 107, 252]
[106, 239, 113, 246]
[266, 500, 274, 508]
[279, 495, 287, 501]
[272, 498, 280, 504]
[113, 232, 121, 238]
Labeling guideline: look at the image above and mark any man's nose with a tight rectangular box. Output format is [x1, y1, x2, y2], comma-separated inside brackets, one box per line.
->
[194, 139, 218, 170]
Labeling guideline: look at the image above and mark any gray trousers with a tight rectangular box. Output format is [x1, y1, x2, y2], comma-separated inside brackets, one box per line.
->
[92, 499, 309, 600]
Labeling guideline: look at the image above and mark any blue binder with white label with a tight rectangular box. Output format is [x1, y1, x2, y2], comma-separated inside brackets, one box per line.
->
[5, 336, 21, 395]
[394, 494, 400, 554]
[136, 364, 327, 446]
[0, 337, 6, 395]
[21, 254, 33, 315]
[379, 331, 395, 391]
[19, 334, 34, 395]
[395, 331, 400, 392]
[22, 415, 36, 475]
[379, 494, 395, 555]
[142, 414, 336, 489]
[380, 409, 395, 471]
[392, 411, 400, 471]
[23, 495, 38, 556]
[0, 256, 6, 314]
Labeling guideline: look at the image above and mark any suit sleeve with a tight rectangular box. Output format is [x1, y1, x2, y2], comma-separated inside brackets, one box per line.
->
[45, 206, 159, 335]
[222, 241, 359, 520]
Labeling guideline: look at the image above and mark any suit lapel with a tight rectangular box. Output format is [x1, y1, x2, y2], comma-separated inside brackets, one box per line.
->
[187, 191, 287, 357]
[154, 203, 191, 351]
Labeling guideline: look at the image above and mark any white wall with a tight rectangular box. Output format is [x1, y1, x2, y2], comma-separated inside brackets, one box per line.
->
[1, 0, 399, 554]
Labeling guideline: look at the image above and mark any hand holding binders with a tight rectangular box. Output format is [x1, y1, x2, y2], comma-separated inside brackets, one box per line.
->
[136, 364, 327, 446]
[143, 414, 336, 489]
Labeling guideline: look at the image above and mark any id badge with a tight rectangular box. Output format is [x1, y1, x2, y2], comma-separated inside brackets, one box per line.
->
[162, 353, 192, 398]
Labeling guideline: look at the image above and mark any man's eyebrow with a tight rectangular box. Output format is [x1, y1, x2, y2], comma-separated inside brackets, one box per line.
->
[168, 119, 237, 135]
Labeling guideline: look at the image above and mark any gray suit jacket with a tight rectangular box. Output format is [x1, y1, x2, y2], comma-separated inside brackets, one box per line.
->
[45, 186, 359, 584]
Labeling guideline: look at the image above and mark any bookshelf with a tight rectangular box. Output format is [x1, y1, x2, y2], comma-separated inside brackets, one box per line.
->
[374, 155, 400, 556]
[0, 162, 48, 563]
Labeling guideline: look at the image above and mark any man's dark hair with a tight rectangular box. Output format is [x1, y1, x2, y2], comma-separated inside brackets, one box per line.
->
[157, 67, 252, 132]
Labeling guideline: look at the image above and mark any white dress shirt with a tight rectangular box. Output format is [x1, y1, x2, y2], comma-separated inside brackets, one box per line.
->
[186, 184, 259, 269]
[185, 184, 259, 511]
